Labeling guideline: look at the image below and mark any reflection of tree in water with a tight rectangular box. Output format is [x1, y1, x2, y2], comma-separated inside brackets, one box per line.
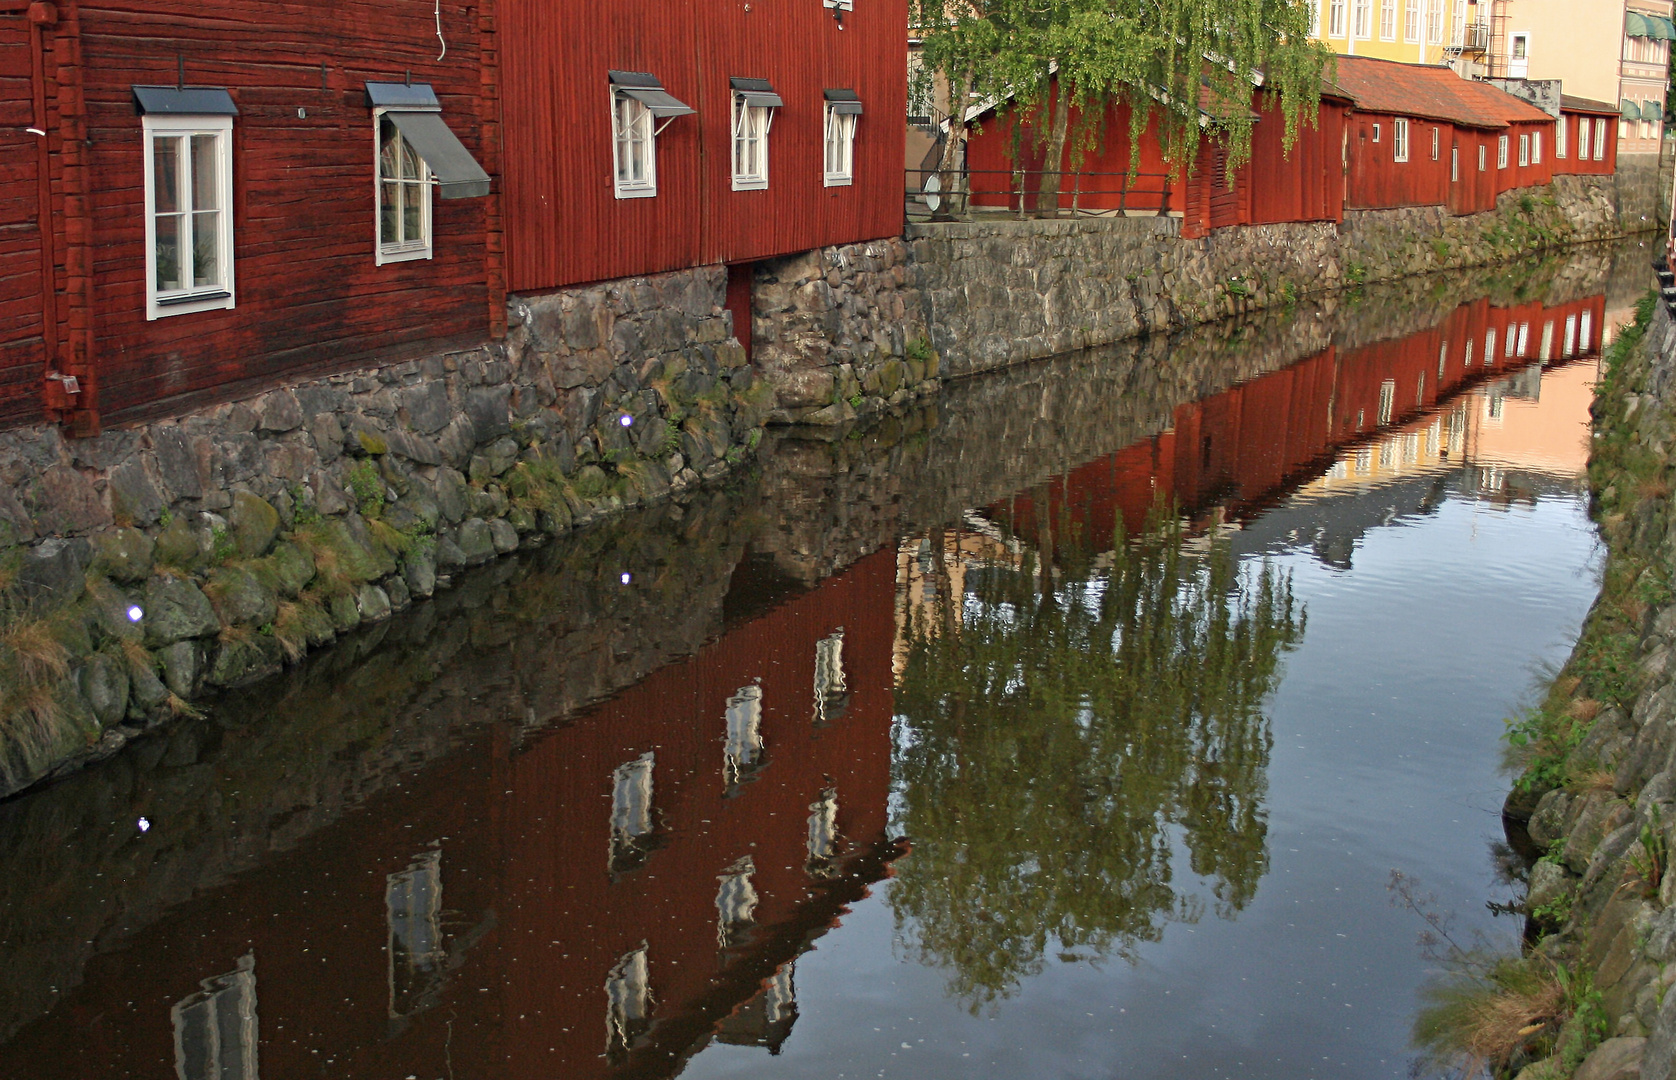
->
[889, 506, 1305, 1011]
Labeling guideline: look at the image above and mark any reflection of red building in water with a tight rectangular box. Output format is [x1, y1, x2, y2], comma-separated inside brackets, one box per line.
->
[0, 550, 902, 1079]
[993, 291, 1607, 544]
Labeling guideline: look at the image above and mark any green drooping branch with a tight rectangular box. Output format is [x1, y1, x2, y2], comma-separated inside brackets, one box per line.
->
[912, 0, 1332, 187]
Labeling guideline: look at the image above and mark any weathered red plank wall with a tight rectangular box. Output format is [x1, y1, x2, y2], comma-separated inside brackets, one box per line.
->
[1345, 110, 1452, 211]
[498, 0, 906, 293]
[0, 8, 44, 428]
[73, 0, 499, 427]
[1246, 92, 1348, 226]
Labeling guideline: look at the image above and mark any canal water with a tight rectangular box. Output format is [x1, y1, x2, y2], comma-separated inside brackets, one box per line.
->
[0, 241, 1655, 1079]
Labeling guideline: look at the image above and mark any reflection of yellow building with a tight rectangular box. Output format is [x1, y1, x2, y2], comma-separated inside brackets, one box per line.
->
[1296, 359, 1596, 499]
[1309, 0, 1452, 64]
[893, 524, 1022, 682]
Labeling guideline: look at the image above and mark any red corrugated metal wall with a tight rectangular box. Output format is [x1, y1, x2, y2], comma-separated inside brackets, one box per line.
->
[498, 0, 905, 293]
[75, 0, 497, 427]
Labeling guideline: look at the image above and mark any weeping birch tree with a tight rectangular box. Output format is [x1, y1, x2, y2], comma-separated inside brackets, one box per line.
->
[912, 0, 1332, 209]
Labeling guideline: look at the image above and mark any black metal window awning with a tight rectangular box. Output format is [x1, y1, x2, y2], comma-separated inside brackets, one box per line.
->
[609, 71, 696, 117]
[730, 77, 784, 109]
[132, 86, 240, 116]
[365, 81, 491, 199]
[824, 88, 863, 116]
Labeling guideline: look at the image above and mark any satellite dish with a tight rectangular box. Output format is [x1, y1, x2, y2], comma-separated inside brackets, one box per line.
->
[923, 173, 942, 211]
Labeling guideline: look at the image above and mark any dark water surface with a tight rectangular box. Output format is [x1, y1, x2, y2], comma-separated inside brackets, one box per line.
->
[0, 241, 1656, 1080]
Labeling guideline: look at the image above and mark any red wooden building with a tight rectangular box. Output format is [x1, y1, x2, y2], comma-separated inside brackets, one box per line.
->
[1333, 56, 1554, 215]
[498, 0, 904, 294]
[1554, 95, 1621, 176]
[0, 0, 904, 434]
[1, 1, 500, 433]
[963, 79, 1352, 238]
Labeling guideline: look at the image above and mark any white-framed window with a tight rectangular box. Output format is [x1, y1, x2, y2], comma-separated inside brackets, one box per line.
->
[1451, 144, 1460, 180]
[732, 97, 771, 190]
[1509, 32, 1529, 77]
[1620, 119, 1629, 140]
[1353, 0, 1372, 37]
[607, 71, 694, 201]
[143, 114, 235, 320]
[1394, 118, 1409, 161]
[1478, 143, 1487, 170]
[1372, 122, 1382, 142]
[1427, 0, 1444, 43]
[1497, 134, 1509, 168]
[1517, 132, 1529, 166]
[613, 95, 656, 198]
[823, 91, 861, 186]
[1596, 117, 1608, 158]
[1381, 0, 1396, 38]
[1330, 0, 1347, 35]
[1307, 0, 1323, 35]
[1404, 0, 1420, 41]
[1532, 129, 1542, 163]
[1557, 116, 1568, 158]
[375, 111, 432, 264]
[1431, 126, 1441, 159]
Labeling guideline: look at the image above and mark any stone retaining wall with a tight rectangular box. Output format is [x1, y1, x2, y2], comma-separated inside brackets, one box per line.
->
[910, 174, 1642, 377]
[0, 265, 774, 799]
[1500, 294, 1676, 1080]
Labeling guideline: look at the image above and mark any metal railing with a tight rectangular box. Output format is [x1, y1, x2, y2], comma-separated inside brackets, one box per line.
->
[906, 167, 1173, 222]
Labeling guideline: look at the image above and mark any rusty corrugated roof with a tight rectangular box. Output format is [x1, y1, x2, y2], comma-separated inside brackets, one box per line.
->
[1332, 55, 1552, 130]
[1561, 94, 1622, 115]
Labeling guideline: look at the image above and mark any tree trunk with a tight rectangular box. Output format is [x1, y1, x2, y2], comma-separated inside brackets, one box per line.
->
[1036, 81, 1071, 216]
[931, 73, 971, 221]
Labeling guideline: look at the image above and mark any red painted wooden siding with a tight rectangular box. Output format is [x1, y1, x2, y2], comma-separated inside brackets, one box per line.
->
[1554, 110, 1619, 176]
[0, 10, 44, 428]
[72, 1, 498, 427]
[964, 96, 1177, 215]
[1246, 95, 1348, 226]
[497, 0, 905, 293]
[1346, 111, 1452, 210]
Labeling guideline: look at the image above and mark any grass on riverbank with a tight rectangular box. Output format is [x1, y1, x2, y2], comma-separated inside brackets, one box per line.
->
[1506, 291, 1665, 798]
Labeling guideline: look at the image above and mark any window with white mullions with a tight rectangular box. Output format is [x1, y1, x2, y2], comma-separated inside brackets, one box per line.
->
[614, 95, 656, 196]
[730, 77, 782, 191]
[823, 89, 862, 187]
[377, 113, 432, 262]
[1394, 118, 1409, 162]
[608, 71, 695, 200]
[140, 101, 236, 320]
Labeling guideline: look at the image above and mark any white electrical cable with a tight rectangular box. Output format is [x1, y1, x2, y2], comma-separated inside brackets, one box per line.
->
[436, 0, 448, 61]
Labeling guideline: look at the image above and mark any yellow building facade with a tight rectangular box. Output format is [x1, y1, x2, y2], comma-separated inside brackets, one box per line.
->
[1308, 0, 1454, 64]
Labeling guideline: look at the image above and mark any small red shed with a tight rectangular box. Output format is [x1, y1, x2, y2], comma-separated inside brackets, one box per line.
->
[1554, 95, 1620, 175]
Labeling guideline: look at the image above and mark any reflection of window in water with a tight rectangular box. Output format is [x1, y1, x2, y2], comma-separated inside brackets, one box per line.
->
[610, 752, 657, 873]
[724, 686, 765, 793]
[1486, 393, 1505, 420]
[716, 855, 759, 949]
[173, 953, 258, 1080]
[1437, 341, 1448, 382]
[1580, 311, 1593, 352]
[806, 787, 840, 878]
[1355, 445, 1372, 475]
[1378, 439, 1396, 470]
[1377, 379, 1395, 425]
[387, 848, 444, 1020]
[1539, 321, 1554, 361]
[1517, 322, 1529, 356]
[1484, 328, 1496, 366]
[1425, 419, 1441, 457]
[1564, 315, 1577, 358]
[1464, 340, 1474, 368]
[1504, 328, 1515, 359]
[715, 963, 799, 1053]
[813, 630, 848, 725]
[1415, 372, 1425, 406]
[605, 944, 654, 1064]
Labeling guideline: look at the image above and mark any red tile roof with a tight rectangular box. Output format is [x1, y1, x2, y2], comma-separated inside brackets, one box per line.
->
[1561, 94, 1621, 115]
[1331, 55, 1553, 130]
